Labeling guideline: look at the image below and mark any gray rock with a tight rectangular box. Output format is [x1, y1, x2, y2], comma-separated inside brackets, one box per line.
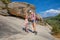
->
[0, 15, 55, 40]
[0, 1, 5, 8]
[0, 9, 9, 15]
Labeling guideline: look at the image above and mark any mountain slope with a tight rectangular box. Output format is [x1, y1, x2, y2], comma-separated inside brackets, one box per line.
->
[0, 15, 55, 40]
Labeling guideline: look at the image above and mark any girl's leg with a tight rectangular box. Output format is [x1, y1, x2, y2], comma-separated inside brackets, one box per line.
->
[24, 19, 28, 32]
[25, 23, 28, 32]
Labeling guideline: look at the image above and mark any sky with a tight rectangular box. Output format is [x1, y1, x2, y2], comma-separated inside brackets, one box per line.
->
[11, 0, 60, 17]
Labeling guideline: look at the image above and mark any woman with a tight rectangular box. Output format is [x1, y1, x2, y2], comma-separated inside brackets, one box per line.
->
[29, 10, 37, 35]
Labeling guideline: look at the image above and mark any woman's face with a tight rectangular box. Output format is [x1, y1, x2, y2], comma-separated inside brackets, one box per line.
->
[31, 12, 34, 14]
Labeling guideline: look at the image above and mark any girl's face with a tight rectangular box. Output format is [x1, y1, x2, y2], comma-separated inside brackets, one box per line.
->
[31, 12, 34, 14]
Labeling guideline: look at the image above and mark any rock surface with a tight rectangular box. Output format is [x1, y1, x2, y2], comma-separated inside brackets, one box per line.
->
[0, 9, 9, 15]
[0, 1, 5, 8]
[8, 2, 35, 18]
[0, 1, 44, 25]
[0, 1, 56, 40]
[0, 1, 9, 15]
[0, 15, 55, 40]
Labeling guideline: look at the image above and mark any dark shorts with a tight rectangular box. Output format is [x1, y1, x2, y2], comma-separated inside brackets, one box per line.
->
[31, 20, 35, 23]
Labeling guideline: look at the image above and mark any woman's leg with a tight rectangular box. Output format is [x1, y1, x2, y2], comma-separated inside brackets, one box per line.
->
[32, 20, 37, 35]
[32, 22, 36, 31]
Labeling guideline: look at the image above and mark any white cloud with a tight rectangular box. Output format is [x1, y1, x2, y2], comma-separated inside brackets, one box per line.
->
[45, 9, 60, 14]
[40, 9, 60, 17]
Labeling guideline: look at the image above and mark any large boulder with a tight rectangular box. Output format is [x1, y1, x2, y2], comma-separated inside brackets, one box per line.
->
[0, 15, 55, 40]
[8, 2, 35, 17]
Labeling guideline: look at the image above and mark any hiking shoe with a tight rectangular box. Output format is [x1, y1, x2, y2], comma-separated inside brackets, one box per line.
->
[24, 28, 29, 33]
[33, 31, 37, 35]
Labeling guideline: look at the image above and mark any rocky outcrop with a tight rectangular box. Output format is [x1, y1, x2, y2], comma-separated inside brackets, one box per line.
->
[0, 15, 55, 40]
[8, 2, 44, 25]
[0, 1, 45, 25]
[8, 2, 35, 18]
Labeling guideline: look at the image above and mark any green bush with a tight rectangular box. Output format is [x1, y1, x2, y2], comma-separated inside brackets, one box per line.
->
[44, 14, 60, 34]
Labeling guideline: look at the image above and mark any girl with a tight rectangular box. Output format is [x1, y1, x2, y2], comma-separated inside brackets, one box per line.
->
[24, 12, 29, 32]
